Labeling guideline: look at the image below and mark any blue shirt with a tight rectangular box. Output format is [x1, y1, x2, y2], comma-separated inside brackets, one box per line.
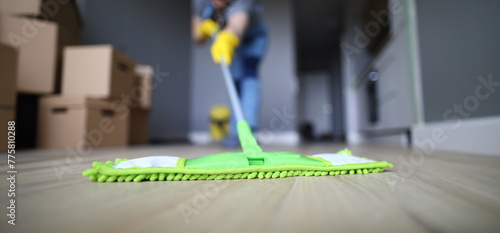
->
[192, 0, 266, 42]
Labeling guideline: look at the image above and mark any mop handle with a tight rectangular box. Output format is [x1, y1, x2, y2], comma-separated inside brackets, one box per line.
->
[219, 59, 245, 123]
[210, 31, 245, 123]
[220, 58, 262, 154]
[212, 33, 262, 153]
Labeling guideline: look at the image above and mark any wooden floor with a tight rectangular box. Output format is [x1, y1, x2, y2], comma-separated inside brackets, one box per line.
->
[1, 143, 500, 232]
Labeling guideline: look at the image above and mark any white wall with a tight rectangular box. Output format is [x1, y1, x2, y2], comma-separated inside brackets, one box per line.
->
[189, 0, 298, 144]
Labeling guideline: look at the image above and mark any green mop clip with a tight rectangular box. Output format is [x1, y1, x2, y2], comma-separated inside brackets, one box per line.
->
[82, 48, 393, 183]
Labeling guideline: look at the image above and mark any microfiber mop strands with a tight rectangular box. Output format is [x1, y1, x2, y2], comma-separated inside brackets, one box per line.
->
[82, 135, 393, 183]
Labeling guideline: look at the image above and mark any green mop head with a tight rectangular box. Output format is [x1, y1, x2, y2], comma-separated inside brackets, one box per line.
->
[82, 121, 393, 182]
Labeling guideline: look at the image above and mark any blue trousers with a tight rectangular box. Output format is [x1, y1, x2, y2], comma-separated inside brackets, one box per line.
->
[229, 32, 267, 135]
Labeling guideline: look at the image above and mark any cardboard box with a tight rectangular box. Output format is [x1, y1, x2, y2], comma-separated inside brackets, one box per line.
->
[0, 0, 41, 15]
[4, 0, 82, 36]
[54, 26, 82, 93]
[0, 43, 18, 106]
[129, 108, 150, 145]
[134, 65, 153, 109]
[62, 45, 136, 98]
[0, 15, 58, 94]
[57, 20, 82, 58]
[37, 96, 130, 149]
[38, 0, 82, 36]
[0, 107, 16, 152]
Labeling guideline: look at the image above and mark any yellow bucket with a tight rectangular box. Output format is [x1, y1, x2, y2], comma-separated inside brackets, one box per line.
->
[209, 105, 230, 141]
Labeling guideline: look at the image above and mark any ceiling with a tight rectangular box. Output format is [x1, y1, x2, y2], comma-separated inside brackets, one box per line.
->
[293, 0, 345, 71]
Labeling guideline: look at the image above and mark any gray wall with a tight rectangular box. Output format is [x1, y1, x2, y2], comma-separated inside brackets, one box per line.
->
[80, 0, 191, 141]
[189, 0, 297, 135]
[340, 0, 419, 145]
[298, 71, 333, 137]
[417, 0, 500, 122]
[329, 55, 345, 139]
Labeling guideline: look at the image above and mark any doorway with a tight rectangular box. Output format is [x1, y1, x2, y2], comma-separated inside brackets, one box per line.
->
[293, 0, 345, 142]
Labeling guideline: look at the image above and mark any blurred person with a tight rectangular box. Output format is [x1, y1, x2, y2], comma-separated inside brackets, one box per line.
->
[192, 0, 267, 147]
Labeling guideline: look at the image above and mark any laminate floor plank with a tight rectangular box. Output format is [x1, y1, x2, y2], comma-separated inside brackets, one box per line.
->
[1, 144, 499, 232]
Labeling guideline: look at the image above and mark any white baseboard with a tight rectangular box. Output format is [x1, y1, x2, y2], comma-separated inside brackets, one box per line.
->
[412, 116, 500, 156]
[346, 131, 364, 145]
[366, 134, 409, 147]
[188, 132, 213, 145]
[347, 130, 409, 146]
[188, 131, 300, 146]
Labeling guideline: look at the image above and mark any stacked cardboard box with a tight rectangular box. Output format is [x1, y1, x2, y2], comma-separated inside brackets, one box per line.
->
[0, 0, 82, 150]
[0, 0, 40, 15]
[0, 15, 58, 94]
[62, 45, 136, 98]
[0, 43, 18, 152]
[2, 1, 152, 149]
[0, 0, 82, 94]
[129, 65, 154, 145]
[36, 0, 83, 93]
[37, 97, 129, 149]
[0, 43, 17, 107]
[37, 45, 141, 149]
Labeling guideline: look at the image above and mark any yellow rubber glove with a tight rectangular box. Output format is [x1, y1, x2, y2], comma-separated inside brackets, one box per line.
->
[211, 30, 240, 65]
[198, 19, 220, 39]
